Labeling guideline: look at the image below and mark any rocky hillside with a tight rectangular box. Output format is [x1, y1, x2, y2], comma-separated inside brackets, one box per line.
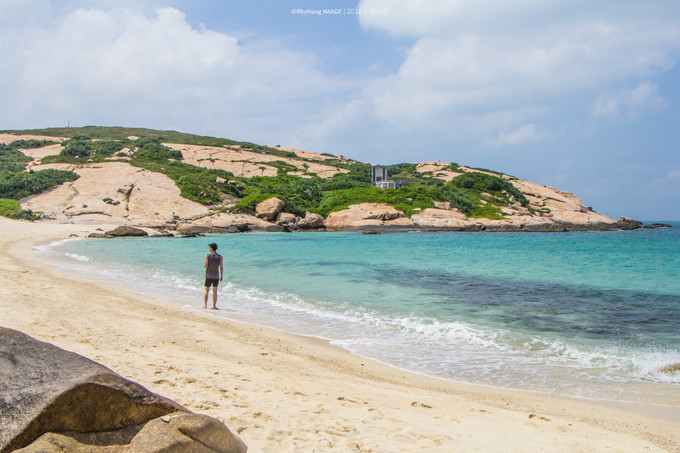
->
[0, 126, 639, 233]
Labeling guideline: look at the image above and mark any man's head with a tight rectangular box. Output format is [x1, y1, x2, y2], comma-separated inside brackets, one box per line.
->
[209, 243, 218, 252]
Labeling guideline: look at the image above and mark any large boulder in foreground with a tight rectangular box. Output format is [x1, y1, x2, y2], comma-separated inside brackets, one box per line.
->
[0, 327, 246, 453]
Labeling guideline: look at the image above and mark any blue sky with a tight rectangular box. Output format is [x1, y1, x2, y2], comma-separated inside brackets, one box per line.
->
[1, 0, 679, 220]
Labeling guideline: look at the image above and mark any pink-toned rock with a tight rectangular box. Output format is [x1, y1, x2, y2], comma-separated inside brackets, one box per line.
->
[255, 197, 284, 221]
[188, 212, 282, 232]
[276, 212, 297, 225]
[411, 208, 478, 231]
[297, 212, 325, 229]
[475, 216, 560, 232]
[165, 143, 348, 179]
[507, 178, 617, 229]
[21, 162, 207, 226]
[325, 203, 416, 232]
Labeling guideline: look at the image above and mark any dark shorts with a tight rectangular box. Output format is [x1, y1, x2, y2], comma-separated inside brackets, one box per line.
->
[205, 278, 219, 288]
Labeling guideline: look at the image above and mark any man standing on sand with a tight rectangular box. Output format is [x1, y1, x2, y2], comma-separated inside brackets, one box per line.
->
[204, 243, 223, 309]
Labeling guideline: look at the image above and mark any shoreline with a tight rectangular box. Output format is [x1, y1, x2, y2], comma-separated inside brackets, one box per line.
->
[2, 217, 679, 451]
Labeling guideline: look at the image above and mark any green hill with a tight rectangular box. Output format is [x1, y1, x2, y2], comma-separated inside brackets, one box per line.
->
[1, 126, 532, 221]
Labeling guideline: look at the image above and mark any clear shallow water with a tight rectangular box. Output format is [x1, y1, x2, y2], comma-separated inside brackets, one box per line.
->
[38, 224, 680, 405]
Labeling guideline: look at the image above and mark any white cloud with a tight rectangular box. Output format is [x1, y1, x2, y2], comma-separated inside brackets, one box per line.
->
[592, 80, 669, 118]
[485, 124, 546, 148]
[316, 0, 680, 157]
[0, 6, 343, 142]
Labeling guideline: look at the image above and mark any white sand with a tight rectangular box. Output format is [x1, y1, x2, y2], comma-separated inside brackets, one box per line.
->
[1, 217, 678, 452]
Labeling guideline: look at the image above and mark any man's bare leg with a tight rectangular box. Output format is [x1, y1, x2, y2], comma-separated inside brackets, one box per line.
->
[204, 287, 210, 308]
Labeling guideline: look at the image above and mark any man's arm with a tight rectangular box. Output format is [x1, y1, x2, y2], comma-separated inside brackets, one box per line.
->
[219, 256, 224, 281]
[205, 255, 208, 269]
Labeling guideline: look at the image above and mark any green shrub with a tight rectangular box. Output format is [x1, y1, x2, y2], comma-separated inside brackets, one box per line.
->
[385, 163, 417, 177]
[452, 172, 528, 206]
[60, 140, 93, 158]
[9, 209, 41, 221]
[259, 160, 299, 174]
[239, 142, 297, 158]
[0, 198, 21, 216]
[95, 140, 124, 156]
[234, 191, 277, 211]
[0, 146, 32, 177]
[441, 185, 476, 215]
[239, 174, 325, 216]
[316, 187, 382, 217]
[132, 137, 183, 161]
[319, 173, 372, 191]
[9, 139, 57, 149]
[470, 203, 504, 220]
[0, 169, 80, 199]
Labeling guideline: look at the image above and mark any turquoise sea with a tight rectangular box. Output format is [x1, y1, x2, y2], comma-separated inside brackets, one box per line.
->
[38, 223, 680, 407]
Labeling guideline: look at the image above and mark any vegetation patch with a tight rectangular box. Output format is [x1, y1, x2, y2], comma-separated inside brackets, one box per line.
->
[0, 144, 33, 177]
[10, 139, 58, 149]
[0, 198, 21, 216]
[452, 172, 528, 207]
[41, 137, 128, 164]
[256, 160, 299, 175]
[0, 169, 80, 199]
[316, 184, 477, 218]
[0, 141, 80, 201]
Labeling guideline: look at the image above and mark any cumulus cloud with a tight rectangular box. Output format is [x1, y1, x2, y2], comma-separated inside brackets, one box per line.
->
[307, 0, 680, 154]
[0, 6, 343, 142]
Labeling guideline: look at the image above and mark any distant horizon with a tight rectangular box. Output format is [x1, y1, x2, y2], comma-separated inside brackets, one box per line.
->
[1, 1, 678, 220]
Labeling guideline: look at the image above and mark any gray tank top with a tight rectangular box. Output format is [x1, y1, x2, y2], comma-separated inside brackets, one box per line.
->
[206, 252, 222, 279]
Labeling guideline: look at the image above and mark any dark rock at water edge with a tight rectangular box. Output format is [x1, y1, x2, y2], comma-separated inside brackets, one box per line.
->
[104, 226, 149, 237]
[0, 327, 246, 452]
[645, 223, 672, 229]
[617, 217, 643, 230]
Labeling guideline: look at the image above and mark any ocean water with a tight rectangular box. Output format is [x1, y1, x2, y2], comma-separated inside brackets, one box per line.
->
[37, 224, 680, 406]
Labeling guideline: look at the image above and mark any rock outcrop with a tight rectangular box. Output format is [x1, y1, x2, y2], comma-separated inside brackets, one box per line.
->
[164, 143, 349, 179]
[617, 216, 643, 230]
[296, 212, 325, 230]
[20, 162, 207, 226]
[179, 212, 283, 233]
[276, 212, 297, 225]
[326, 203, 416, 232]
[0, 327, 246, 453]
[105, 226, 149, 237]
[255, 197, 284, 221]
[411, 208, 478, 231]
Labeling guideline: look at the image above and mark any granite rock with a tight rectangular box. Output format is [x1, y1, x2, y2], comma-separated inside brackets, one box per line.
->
[0, 328, 246, 453]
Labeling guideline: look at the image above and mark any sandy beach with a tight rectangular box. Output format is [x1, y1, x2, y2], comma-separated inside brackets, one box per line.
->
[1, 217, 679, 452]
